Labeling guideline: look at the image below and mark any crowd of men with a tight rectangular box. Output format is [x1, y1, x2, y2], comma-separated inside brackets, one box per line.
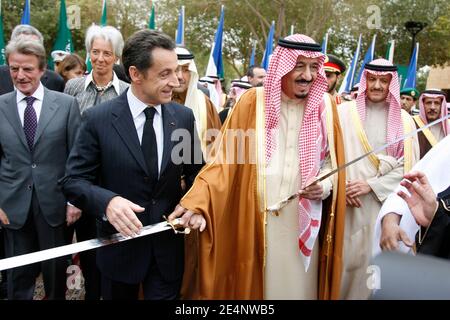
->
[0, 22, 449, 300]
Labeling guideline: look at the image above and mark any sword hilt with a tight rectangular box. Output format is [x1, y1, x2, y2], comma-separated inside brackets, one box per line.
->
[163, 216, 191, 235]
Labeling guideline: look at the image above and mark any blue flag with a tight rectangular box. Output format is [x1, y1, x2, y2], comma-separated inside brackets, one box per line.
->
[249, 41, 256, 67]
[21, 0, 31, 25]
[403, 43, 419, 89]
[338, 34, 362, 94]
[205, 5, 224, 79]
[321, 33, 328, 54]
[261, 21, 275, 70]
[355, 34, 377, 85]
[175, 6, 185, 45]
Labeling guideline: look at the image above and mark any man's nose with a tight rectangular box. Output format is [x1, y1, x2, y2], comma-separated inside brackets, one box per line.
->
[302, 66, 313, 81]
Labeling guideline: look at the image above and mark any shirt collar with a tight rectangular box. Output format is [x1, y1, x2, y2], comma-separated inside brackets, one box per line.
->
[127, 87, 162, 120]
[16, 82, 45, 104]
[84, 70, 121, 95]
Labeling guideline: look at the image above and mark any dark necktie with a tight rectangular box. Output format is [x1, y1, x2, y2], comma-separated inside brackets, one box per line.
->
[141, 107, 159, 183]
[23, 96, 37, 151]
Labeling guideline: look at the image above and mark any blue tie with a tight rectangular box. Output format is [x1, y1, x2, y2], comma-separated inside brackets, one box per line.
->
[23, 96, 37, 151]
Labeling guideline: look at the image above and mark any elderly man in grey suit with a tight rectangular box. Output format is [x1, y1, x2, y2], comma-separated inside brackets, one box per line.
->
[0, 37, 81, 300]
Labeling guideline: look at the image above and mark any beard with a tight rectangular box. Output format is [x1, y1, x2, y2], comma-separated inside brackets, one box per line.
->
[295, 92, 309, 99]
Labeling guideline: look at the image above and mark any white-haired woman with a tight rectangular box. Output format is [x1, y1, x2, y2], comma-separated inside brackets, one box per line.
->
[64, 25, 129, 300]
[65, 25, 129, 114]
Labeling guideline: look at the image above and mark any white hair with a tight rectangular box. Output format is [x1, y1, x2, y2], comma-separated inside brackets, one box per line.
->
[85, 25, 124, 58]
[11, 24, 44, 44]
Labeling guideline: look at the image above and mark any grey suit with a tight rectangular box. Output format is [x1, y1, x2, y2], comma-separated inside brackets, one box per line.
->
[0, 88, 81, 299]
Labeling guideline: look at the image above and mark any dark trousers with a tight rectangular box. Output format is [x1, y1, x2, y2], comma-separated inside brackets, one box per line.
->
[65, 214, 100, 300]
[0, 228, 6, 298]
[101, 261, 181, 300]
[4, 193, 67, 300]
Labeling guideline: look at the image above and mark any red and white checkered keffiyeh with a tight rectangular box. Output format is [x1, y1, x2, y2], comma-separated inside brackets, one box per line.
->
[264, 34, 329, 269]
[418, 92, 450, 136]
[355, 58, 404, 158]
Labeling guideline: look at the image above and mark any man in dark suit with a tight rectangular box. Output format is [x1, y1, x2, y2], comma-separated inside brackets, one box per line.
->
[0, 38, 81, 299]
[0, 25, 65, 95]
[60, 29, 203, 300]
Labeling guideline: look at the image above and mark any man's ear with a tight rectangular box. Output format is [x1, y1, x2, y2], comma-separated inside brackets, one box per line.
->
[128, 66, 142, 84]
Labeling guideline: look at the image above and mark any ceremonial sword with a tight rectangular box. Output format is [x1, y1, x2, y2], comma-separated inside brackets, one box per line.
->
[0, 218, 188, 271]
[266, 113, 450, 213]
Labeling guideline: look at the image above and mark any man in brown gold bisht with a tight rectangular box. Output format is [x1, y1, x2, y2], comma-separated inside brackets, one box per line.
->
[169, 34, 346, 299]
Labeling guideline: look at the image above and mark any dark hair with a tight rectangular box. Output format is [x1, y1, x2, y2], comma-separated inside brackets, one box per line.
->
[246, 65, 264, 77]
[122, 29, 175, 79]
[58, 54, 86, 83]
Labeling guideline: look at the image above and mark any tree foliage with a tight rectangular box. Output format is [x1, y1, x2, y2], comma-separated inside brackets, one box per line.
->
[2, 0, 449, 84]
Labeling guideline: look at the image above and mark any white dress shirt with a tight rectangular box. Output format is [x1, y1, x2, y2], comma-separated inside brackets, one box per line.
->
[16, 82, 45, 125]
[127, 88, 164, 175]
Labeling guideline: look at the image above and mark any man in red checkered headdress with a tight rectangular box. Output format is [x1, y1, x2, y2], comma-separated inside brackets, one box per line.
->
[169, 34, 347, 300]
[337, 58, 420, 299]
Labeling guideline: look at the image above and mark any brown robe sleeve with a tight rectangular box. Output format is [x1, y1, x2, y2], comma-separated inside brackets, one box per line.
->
[180, 88, 265, 299]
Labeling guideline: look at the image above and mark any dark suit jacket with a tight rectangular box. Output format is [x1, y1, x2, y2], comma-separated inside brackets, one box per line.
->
[0, 65, 65, 95]
[60, 90, 203, 283]
[0, 89, 81, 229]
[417, 185, 450, 259]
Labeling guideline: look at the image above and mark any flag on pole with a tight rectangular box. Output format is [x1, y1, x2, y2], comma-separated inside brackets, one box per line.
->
[148, 3, 155, 29]
[261, 21, 275, 70]
[385, 40, 395, 63]
[49, 0, 73, 70]
[100, 0, 107, 26]
[205, 5, 225, 110]
[175, 6, 185, 46]
[338, 34, 362, 94]
[0, 2, 6, 65]
[21, 0, 31, 25]
[403, 42, 419, 89]
[249, 40, 256, 67]
[354, 34, 377, 85]
[321, 33, 329, 54]
[205, 5, 224, 79]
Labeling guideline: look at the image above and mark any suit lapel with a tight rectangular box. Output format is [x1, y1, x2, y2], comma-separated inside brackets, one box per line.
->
[111, 93, 149, 175]
[160, 103, 177, 176]
[0, 93, 29, 150]
[34, 89, 60, 146]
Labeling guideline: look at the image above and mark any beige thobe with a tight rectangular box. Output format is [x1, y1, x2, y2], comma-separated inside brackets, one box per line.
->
[264, 94, 332, 299]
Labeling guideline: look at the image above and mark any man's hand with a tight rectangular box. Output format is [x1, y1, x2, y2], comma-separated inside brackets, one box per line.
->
[346, 179, 371, 197]
[66, 204, 82, 226]
[0, 208, 10, 225]
[346, 180, 371, 208]
[106, 196, 145, 237]
[398, 171, 438, 227]
[299, 179, 323, 201]
[380, 212, 413, 251]
[168, 205, 206, 232]
[346, 195, 362, 208]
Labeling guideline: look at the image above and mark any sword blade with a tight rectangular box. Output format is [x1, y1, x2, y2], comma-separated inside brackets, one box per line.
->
[0, 221, 173, 271]
[266, 113, 450, 213]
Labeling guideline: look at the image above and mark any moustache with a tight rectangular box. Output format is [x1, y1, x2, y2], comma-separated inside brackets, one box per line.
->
[295, 79, 312, 85]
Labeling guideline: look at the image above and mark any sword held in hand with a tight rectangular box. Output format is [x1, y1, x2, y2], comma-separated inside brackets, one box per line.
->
[266, 113, 450, 214]
[0, 218, 189, 272]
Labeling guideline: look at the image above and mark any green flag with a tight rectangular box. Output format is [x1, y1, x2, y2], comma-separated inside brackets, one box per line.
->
[148, 3, 155, 29]
[101, 0, 107, 26]
[49, 0, 74, 70]
[385, 40, 395, 63]
[0, 2, 6, 65]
